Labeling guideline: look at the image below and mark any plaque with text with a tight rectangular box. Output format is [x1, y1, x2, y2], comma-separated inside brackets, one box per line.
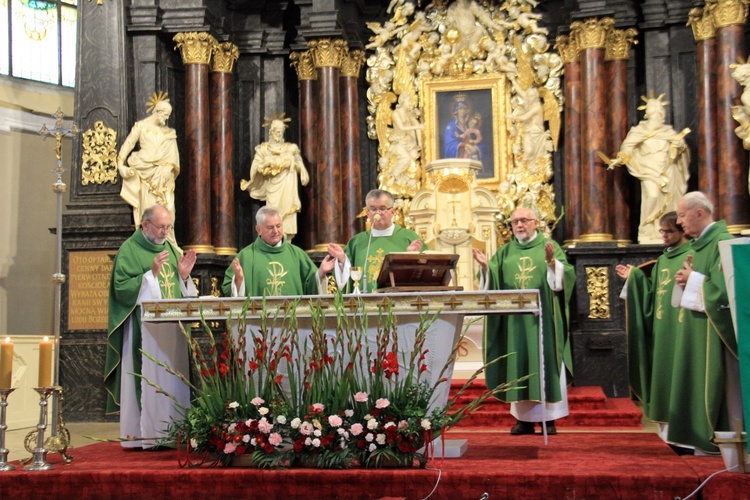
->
[68, 250, 115, 331]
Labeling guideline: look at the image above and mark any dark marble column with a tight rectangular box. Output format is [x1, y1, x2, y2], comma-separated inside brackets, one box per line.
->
[310, 39, 347, 248]
[210, 42, 239, 256]
[573, 18, 614, 242]
[689, 7, 720, 213]
[339, 50, 365, 243]
[556, 35, 583, 246]
[605, 27, 638, 244]
[291, 50, 318, 251]
[714, 2, 750, 233]
[174, 32, 216, 253]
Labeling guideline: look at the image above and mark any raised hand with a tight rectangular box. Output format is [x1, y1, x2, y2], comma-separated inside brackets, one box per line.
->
[178, 249, 197, 280]
[615, 264, 632, 280]
[406, 239, 423, 252]
[472, 248, 488, 271]
[327, 243, 346, 264]
[151, 250, 170, 278]
[231, 258, 244, 288]
[544, 241, 555, 266]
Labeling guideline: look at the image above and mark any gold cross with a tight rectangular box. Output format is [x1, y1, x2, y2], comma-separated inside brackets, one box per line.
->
[248, 300, 263, 315]
[345, 297, 360, 313]
[443, 295, 463, 310]
[184, 300, 201, 317]
[215, 301, 231, 316]
[511, 293, 532, 309]
[410, 296, 429, 311]
[478, 294, 496, 309]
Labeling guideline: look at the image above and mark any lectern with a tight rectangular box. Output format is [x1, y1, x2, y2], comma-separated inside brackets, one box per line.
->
[375, 252, 461, 292]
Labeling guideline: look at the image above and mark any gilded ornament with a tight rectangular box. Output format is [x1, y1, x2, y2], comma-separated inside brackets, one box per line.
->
[604, 28, 638, 61]
[290, 50, 317, 81]
[585, 266, 610, 319]
[341, 50, 366, 78]
[555, 35, 579, 64]
[308, 38, 348, 68]
[571, 17, 613, 51]
[687, 7, 716, 41]
[211, 42, 239, 74]
[712, 0, 749, 29]
[81, 121, 118, 185]
[173, 32, 217, 66]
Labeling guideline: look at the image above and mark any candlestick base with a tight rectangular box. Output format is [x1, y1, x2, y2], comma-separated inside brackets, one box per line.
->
[0, 388, 16, 472]
[23, 387, 55, 471]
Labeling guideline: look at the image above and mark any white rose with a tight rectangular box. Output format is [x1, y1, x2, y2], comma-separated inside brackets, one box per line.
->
[369, 443, 377, 452]
[337, 428, 346, 436]
[228, 401, 239, 409]
[242, 434, 251, 443]
[365, 433, 374, 442]
[276, 415, 287, 425]
[367, 419, 379, 430]
[312, 438, 321, 448]
[313, 429, 322, 437]
[258, 407, 269, 416]
[421, 418, 432, 430]
[376, 434, 387, 445]
[305, 437, 312, 446]
[189, 438, 199, 449]
[291, 417, 301, 429]
[344, 409, 354, 418]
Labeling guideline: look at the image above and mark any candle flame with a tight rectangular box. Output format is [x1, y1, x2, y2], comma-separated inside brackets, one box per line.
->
[43, 336, 49, 342]
[4, 337, 8, 343]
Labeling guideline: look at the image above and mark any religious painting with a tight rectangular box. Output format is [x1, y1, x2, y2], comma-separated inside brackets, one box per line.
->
[421, 74, 511, 190]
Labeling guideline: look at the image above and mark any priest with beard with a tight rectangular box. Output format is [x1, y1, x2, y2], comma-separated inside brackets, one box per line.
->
[473, 207, 575, 435]
[104, 204, 197, 448]
[327, 189, 424, 293]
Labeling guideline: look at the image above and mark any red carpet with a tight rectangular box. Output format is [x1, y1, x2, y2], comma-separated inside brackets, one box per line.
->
[2, 430, 748, 499]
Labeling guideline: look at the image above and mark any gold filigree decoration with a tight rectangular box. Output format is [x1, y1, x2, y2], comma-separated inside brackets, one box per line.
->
[146, 91, 170, 114]
[290, 50, 317, 81]
[712, 0, 749, 29]
[570, 17, 614, 51]
[604, 27, 638, 61]
[211, 42, 239, 74]
[365, 1, 563, 243]
[687, 6, 716, 41]
[585, 266, 610, 319]
[308, 38, 348, 68]
[554, 34, 579, 64]
[173, 32, 217, 66]
[211, 277, 221, 298]
[341, 50, 366, 77]
[81, 121, 118, 185]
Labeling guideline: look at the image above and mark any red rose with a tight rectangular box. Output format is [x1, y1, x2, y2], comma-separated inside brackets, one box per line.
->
[235, 445, 246, 455]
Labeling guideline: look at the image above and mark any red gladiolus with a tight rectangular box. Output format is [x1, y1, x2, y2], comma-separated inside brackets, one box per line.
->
[275, 374, 283, 384]
[248, 361, 259, 371]
[209, 368, 216, 376]
[218, 363, 229, 376]
[420, 363, 427, 373]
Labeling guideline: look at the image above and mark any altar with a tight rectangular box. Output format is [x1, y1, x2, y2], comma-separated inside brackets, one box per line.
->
[138, 290, 543, 452]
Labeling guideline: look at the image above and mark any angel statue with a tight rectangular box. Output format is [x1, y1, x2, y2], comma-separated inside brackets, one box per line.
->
[603, 93, 690, 243]
[731, 59, 750, 193]
[241, 114, 309, 242]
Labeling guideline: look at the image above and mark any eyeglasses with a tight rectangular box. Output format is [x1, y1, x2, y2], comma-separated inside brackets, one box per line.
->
[509, 218, 537, 226]
[367, 207, 393, 214]
[146, 221, 173, 232]
[658, 229, 677, 235]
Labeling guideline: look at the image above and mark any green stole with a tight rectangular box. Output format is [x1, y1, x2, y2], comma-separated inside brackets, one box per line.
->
[483, 234, 575, 404]
[625, 241, 691, 422]
[343, 224, 424, 292]
[668, 220, 736, 452]
[732, 244, 750, 442]
[104, 229, 183, 414]
[222, 236, 319, 297]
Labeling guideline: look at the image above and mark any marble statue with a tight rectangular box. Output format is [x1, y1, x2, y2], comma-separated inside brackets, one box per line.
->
[117, 91, 180, 247]
[607, 95, 690, 243]
[241, 115, 309, 242]
[731, 61, 750, 193]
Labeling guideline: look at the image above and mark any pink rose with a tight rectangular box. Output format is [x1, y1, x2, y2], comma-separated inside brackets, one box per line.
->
[375, 398, 390, 409]
[311, 403, 325, 413]
[258, 417, 273, 434]
[268, 432, 283, 446]
[328, 415, 343, 427]
[251, 397, 265, 406]
[350, 423, 364, 436]
[223, 442, 237, 454]
[354, 392, 369, 403]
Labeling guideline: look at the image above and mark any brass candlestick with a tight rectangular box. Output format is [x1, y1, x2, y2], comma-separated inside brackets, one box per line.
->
[24, 387, 55, 471]
[0, 388, 16, 471]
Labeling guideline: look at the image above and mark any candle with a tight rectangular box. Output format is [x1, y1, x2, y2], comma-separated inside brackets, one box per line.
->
[0, 337, 12, 389]
[39, 336, 53, 387]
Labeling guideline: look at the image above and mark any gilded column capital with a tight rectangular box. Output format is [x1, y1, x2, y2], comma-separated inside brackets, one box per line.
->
[290, 50, 318, 81]
[340, 50, 366, 78]
[173, 32, 217, 66]
[713, 0, 749, 29]
[555, 35, 580, 64]
[605, 28, 638, 61]
[688, 7, 716, 41]
[211, 42, 239, 74]
[308, 38, 348, 69]
[571, 17, 614, 51]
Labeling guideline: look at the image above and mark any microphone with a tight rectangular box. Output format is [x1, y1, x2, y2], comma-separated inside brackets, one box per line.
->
[361, 214, 380, 293]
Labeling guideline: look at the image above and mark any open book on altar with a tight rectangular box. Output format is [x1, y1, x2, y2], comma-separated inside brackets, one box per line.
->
[375, 252, 462, 292]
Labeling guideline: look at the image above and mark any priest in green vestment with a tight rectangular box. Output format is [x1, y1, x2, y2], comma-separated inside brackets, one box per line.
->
[104, 204, 198, 448]
[222, 205, 334, 297]
[474, 207, 575, 436]
[328, 189, 425, 293]
[670, 191, 741, 454]
[616, 212, 691, 435]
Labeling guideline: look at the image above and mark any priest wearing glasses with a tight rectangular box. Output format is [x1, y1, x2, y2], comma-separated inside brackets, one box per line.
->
[328, 189, 425, 293]
[473, 207, 575, 435]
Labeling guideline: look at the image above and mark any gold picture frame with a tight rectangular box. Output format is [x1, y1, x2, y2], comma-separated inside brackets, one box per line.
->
[420, 74, 512, 190]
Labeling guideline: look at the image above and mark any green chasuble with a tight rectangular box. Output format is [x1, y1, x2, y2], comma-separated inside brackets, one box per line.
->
[344, 224, 424, 292]
[668, 221, 737, 453]
[222, 236, 320, 297]
[732, 244, 750, 441]
[104, 229, 184, 414]
[624, 241, 692, 423]
[483, 235, 575, 404]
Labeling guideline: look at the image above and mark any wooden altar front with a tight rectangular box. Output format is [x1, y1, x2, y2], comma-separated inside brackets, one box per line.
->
[139, 290, 545, 448]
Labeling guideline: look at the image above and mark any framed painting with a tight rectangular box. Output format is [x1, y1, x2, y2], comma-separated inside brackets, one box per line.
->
[420, 74, 511, 189]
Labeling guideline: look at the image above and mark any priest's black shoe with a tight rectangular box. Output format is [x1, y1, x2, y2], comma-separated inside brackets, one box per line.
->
[510, 421, 535, 435]
[543, 424, 557, 435]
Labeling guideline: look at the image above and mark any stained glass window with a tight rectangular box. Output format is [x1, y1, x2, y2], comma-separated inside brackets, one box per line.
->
[0, 0, 77, 87]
